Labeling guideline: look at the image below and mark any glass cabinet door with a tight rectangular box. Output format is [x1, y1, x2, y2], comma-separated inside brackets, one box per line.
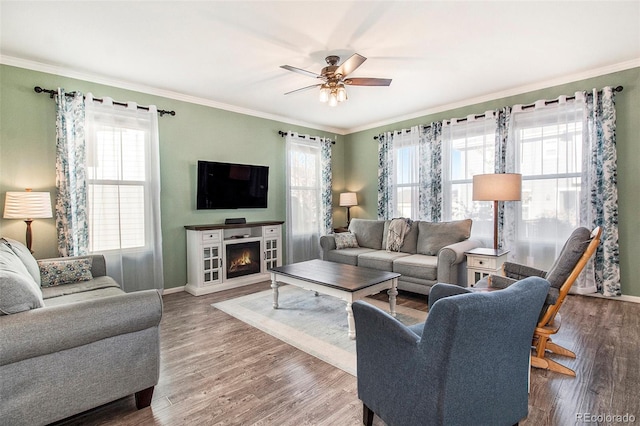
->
[202, 245, 221, 284]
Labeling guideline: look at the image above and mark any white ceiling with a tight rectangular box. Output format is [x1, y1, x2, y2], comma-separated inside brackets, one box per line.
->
[1, 1, 639, 134]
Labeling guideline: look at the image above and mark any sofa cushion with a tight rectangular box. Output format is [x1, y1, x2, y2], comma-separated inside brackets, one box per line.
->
[358, 251, 410, 271]
[326, 247, 378, 266]
[417, 219, 472, 255]
[2, 237, 41, 285]
[545, 227, 592, 289]
[0, 243, 44, 314]
[393, 254, 438, 281]
[39, 258, 93, 287]
[334, 232, 359, 249]
[0, 270, 45, 315]
[43, 286, 125, 307]
[40, 275, 121, 299]
[349, 219, 384, 250]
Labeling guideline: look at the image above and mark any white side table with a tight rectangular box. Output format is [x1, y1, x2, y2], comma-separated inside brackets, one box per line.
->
[465, 248, 510, 287]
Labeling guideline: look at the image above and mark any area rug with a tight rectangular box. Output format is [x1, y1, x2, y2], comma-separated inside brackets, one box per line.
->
[212, 285, 427, 376]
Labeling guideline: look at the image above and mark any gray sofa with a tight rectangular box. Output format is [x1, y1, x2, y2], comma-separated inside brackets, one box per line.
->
[320, 218, 481, 295]
[0, 237, 163, 426]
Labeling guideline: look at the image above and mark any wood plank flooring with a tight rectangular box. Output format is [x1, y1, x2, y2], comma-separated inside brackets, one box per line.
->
[53, 282, 640, 426]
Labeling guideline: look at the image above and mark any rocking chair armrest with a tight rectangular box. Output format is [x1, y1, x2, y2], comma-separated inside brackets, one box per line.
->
[503, 262, 547, 280]
[488, 274, 518, 289]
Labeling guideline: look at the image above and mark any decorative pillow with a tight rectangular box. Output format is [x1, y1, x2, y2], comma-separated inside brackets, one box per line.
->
[2, 237, 41, 285]
[0, 242, 44, 314]
[417, 219, 472, 255]
[0, 270, 44, 315]
[38, 258, 93, 287]
[334, 232, 359, 250]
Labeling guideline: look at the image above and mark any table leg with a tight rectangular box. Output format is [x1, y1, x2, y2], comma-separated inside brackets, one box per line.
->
[346, 302, 356, 340]
[387, 278, 398, 317]
[271, 275, 279, 309]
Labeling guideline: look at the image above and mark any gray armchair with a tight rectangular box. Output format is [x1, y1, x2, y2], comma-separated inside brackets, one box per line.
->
[352, 276, 550, 426]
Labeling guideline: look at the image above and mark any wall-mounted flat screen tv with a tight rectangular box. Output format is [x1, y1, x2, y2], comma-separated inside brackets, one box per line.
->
[197, 160, 269, 209]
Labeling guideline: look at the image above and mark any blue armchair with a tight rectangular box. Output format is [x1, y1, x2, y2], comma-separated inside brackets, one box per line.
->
[352, 276, 550, 426]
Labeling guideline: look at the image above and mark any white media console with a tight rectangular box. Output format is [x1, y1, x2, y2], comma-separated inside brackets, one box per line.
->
[184, 221, 283, 296]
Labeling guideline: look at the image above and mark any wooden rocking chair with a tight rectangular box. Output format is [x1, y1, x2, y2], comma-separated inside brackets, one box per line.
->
[481, 226, 602, 376]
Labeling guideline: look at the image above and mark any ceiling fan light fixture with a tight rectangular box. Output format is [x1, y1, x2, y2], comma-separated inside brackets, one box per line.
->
[328, 92, 338, 107]
[319, 85, 330, 103]
[282, 53, 391, 106]
[337, 84, 347, 102]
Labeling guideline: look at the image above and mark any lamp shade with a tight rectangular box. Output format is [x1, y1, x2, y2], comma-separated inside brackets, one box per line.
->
[3, 191, 53, 219]
[339, 192, 358, 207]
[472, 174, 522, 201]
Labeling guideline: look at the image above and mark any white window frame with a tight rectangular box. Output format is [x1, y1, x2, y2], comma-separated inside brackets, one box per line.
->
[390, 129, 420, 219]
[442, 116, 497, 243]
[85, 112, 152, 253]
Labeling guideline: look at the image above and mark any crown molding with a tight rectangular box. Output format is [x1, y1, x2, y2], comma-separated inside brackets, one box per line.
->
[3, 55, 638, 137]
[346, 57, 640, 134]
[0, 55, 346, 135]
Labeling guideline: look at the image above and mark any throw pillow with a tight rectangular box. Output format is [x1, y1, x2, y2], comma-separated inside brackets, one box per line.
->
[0, 242, 44, 315]
[2, 237, 41, 285]
[417, 219, 472, 255]
[334, 232, 359, 250]
[38, 258, 93, 287]
[0, 270, 45, 315]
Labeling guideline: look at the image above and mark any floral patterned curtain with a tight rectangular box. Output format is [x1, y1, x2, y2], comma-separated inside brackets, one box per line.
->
[418, 122, 442, 222]
[320, 138, 333, 236]
[496, 107, 516, 251]
[582, 87, 620, 296]
[55, 89, 89, 256]
[377, 132, 394, 220]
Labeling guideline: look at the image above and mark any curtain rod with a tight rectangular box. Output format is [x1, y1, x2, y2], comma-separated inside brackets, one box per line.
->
[34, 86, 176, 117]
[278, 130, 335, 144]
[520, 85, 623, 110]
[373, 86, 623, 140]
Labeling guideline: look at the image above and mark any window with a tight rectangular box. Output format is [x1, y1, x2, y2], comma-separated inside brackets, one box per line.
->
[510, 102, 584, 267]
[394, 140, 419, 218]
[442, 116, 497, 242]
[287, 140, 322, 238]
[387, 129, 420, 219]
[85, 107, 154, 252]
[285, 134, 332, 263]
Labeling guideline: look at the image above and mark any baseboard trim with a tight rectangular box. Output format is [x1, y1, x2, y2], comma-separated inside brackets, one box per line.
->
[580, 292, 640, 304]
[162, 286, 185, 295]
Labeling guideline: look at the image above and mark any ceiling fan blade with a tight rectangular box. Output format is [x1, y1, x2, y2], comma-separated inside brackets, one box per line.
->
[280, 65, 322, 79]
[335, 53, 367, 77]
[344, 78, 392, 86]
[284, 84, 321, 95]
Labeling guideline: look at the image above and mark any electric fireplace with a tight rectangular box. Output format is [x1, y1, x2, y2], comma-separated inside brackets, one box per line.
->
[225, 240, 261, 279]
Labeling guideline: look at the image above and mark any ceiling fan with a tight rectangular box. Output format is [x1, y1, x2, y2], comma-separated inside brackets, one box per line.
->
[280, 53, 392, 106]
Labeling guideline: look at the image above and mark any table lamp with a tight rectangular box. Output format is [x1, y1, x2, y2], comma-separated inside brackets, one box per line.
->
[472, 174, 521, 250]
[3, 189, 53, 252]
[339, 192, 358, 227]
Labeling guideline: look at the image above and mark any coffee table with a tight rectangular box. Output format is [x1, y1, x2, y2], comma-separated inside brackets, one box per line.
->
[269, 259, 400, 339]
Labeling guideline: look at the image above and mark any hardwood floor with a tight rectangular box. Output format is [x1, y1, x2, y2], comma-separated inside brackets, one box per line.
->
[54, 283, 640, 426]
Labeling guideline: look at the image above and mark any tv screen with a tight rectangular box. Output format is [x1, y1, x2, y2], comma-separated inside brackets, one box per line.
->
[197, 161, 269, 209]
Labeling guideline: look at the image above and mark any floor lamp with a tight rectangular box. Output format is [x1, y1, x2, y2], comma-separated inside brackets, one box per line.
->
[3, 189, 53, 252]
[339, 192, 358, 227]
[472, 174, 522, 250]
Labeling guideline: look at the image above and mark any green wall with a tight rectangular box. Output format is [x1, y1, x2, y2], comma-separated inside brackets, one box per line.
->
[344, 67, 640, 297]
[0, 64, 345, 289]
[2, 64, 638, 296]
